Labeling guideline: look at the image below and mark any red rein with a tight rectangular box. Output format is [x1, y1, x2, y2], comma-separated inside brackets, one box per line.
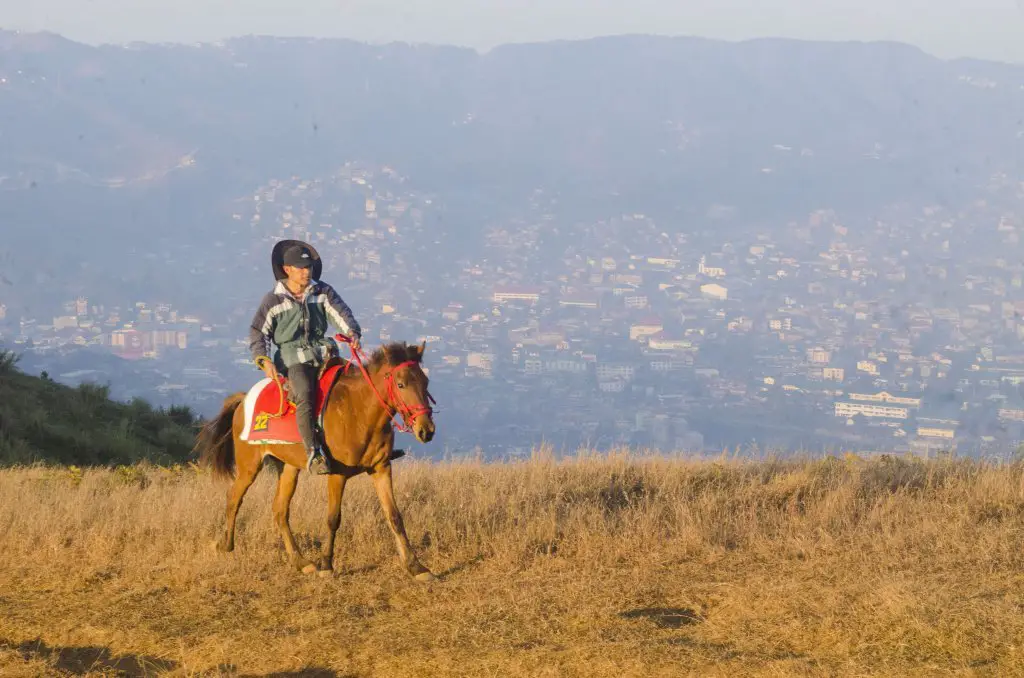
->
[336, 334, 434, 433]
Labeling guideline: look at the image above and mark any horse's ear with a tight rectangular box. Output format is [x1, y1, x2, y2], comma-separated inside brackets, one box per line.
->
[418, 340, 427, 359]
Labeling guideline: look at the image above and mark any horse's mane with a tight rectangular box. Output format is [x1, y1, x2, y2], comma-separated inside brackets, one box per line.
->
[333, 341, 423, 380]
[364, 341, 424, 370]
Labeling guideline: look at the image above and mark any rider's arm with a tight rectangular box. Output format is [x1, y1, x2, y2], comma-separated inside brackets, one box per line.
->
[248, 292, 279, 369]
[320, 283, 362, 342]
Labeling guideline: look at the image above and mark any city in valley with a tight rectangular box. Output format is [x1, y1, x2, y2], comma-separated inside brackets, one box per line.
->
[7, 159, 1024, 459]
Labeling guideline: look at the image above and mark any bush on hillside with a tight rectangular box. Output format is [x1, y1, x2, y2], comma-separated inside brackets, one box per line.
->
[0, 350, 200, 466]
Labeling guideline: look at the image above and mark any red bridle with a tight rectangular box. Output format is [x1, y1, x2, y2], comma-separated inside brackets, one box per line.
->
[336, 334, 435, 434]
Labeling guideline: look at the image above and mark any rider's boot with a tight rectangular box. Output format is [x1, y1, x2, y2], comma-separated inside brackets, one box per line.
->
[306, 445, 330, 475]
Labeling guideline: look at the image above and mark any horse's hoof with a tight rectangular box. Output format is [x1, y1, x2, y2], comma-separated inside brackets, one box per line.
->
[317, 568, 334, 579]
[214, 540, 232, 553]
[414, 571, 437, 583]
[301, 563, 317, 575]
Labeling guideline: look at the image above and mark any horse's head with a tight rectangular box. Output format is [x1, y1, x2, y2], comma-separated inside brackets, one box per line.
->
[368, 340, 435, 443]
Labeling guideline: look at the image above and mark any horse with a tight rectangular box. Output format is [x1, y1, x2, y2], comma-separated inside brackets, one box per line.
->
[194, 338, 437, 582]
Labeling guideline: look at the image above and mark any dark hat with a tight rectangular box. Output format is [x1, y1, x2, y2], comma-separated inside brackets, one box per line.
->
[283, 244, 314, 268]
[271, 239, 322, 281]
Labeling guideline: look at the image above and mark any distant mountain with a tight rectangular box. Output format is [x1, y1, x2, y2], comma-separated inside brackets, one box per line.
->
[1, 30, 1023, 281]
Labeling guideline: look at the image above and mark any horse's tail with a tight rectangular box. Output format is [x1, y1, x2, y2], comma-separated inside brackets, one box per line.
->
[195, 392, 245, 480]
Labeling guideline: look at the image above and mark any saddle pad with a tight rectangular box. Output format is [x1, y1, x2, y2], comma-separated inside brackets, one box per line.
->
[240, 363, 345, 444]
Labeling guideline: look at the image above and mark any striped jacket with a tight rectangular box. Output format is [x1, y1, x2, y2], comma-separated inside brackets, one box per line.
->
[248, 280, 361, 368]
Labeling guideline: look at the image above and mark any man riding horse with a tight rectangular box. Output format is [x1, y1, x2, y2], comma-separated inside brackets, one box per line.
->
[248, 239, 361, 475]
[199, 239, 435, 577]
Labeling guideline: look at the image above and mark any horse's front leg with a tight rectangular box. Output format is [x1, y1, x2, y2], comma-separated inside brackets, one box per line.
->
[317, 473, 348, 576]
[370, 463, 435, 582]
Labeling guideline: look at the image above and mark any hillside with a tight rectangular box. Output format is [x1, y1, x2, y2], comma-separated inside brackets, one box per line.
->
[1, 454, 1022, 676]
[0, 351, 198, 466]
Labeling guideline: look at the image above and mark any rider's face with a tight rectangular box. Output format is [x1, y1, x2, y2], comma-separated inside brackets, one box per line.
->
[283, 264, 311, 287]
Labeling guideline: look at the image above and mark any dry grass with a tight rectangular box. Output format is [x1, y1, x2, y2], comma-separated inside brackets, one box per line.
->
[1, 451, 1023, 677]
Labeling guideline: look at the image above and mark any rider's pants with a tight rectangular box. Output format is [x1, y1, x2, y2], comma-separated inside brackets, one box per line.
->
[284, 362, 319, 452]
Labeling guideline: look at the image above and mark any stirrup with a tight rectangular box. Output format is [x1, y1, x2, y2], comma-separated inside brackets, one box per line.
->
[306, 448, 330, 475]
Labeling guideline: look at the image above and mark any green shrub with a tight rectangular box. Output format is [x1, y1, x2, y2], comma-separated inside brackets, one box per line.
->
[0, 356, 198, 467]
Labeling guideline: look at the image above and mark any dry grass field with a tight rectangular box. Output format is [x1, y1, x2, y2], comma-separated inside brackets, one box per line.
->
[1, 451, 1023, 677]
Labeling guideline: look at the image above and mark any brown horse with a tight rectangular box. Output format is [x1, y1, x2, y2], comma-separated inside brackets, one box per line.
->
[194, 340, 437, 581]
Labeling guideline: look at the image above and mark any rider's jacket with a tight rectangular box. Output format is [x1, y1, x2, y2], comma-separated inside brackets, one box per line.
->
[248, 280, 361, 368]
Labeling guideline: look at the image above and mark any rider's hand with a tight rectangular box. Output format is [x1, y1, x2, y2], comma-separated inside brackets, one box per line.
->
[351, 336, 361, 351]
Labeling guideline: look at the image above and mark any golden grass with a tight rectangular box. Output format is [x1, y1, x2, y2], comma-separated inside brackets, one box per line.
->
[1, 451, 1023, 677]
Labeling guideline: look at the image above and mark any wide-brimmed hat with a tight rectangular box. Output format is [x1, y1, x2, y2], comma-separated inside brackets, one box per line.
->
[271, 239, 323, 281]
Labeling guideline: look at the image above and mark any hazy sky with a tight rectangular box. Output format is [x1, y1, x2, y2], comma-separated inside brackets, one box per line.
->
[4, 0, 1024, 63]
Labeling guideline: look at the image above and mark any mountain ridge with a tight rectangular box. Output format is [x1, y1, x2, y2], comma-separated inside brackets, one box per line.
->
[5, 28, 1015, 65]
[3, 30, 1021, 188]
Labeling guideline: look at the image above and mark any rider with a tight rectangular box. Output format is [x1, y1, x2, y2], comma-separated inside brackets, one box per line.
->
[248, 241, 362, 475]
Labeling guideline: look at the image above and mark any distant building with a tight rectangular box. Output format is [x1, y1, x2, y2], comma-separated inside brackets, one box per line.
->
[110, 329, 147, 360]
[630, 320, 664, 341]
[823, 367, 845, 382]
[558, 295, 599, 309]
[543, 359, 587, 374]
[624, 295, 649, 309]
[698, 256, 726, 278]
[52, 316, 78, 331]
[917, 427, 955, 440]
[645, 256, 679, 269]
[493, 287, 542, 304]
[998, 408, 1024, 422]
[151, 330, 187, 351]
[857, 360, 879, 375]
[834, 402, 909, 419]
[597, 363, 635, 381]
[807, 347, 831, 364]
[612, 273, 644, 286]
[647, 335, 692, 351]
[650, 358, 689, 372]
[466, 352, 495, 371]
[848, 391, 922, 408]
[700, 283, 728, 301]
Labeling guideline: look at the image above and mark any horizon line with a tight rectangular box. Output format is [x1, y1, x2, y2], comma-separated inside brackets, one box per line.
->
[2, 27, 1017, 66]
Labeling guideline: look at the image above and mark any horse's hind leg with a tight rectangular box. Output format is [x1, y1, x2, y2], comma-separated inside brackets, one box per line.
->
[217, 444, 263, 553]
[370, 464, 435, 582]
[273, 464, 315, 573]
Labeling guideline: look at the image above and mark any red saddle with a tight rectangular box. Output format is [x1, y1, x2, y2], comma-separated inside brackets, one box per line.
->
[240, 363, 346, 444]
